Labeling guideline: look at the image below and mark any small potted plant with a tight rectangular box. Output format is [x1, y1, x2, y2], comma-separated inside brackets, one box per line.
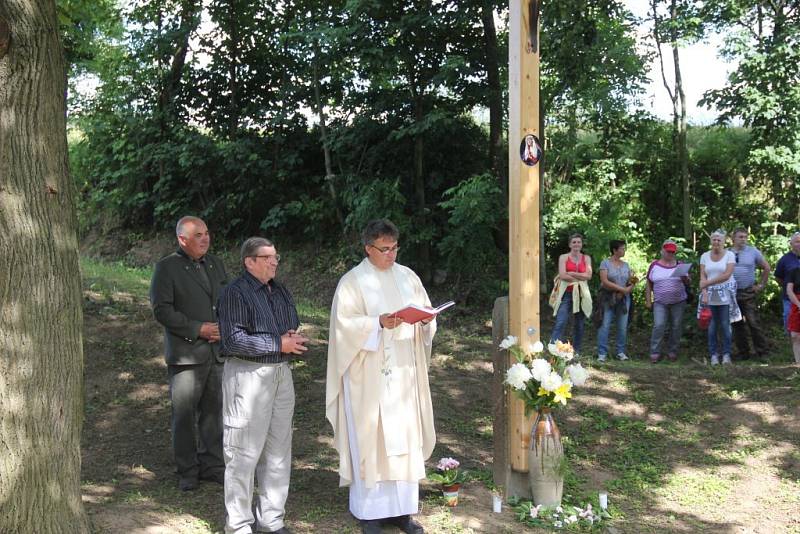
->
[427, 457, 467, 506]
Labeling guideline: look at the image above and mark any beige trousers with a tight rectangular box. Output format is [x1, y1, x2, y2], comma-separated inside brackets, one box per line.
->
[223, 359, 295, 534]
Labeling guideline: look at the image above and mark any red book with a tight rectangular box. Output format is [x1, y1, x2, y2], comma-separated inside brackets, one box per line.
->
[392, 301, 455, 324]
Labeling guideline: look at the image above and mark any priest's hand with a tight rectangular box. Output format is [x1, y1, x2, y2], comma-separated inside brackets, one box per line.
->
[281, 332, 309, 355]
[380, 313, 405, 329]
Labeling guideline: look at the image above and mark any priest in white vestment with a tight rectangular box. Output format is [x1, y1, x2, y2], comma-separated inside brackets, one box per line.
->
[325, 219, 436, 534]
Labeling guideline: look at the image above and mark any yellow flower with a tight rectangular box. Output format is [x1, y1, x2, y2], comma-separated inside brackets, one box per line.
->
[555, 340, 573, 353]
[553, 382, 573, 405]
[537, 387, 550, 397]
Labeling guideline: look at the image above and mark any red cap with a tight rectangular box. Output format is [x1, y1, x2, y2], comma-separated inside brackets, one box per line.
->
[663, 242, 677, 253]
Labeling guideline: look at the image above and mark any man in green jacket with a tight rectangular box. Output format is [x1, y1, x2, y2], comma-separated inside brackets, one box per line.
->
[150, 216, 229, 491]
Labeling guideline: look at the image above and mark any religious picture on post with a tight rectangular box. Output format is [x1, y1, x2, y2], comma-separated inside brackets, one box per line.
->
[520, 134, 542, 166]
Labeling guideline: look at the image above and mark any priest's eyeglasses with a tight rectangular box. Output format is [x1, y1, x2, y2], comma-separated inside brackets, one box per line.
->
[254, 254, 281, 262]
[369, 244, 400, 254]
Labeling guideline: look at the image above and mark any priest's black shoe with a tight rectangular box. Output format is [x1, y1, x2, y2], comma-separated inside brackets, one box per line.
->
[387, 515, 424, 534]
[360, 519, 383, 533]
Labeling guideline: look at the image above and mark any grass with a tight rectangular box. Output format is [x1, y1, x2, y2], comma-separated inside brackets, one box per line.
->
[81, 256, 152, 300]
[80, 255, 800, 534]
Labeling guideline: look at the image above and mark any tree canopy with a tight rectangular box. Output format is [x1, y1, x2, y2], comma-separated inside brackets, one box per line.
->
[63, 0, 800, 300]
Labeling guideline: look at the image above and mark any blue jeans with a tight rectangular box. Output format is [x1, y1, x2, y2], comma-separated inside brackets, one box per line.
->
[783, 298, 791, 332]
[550, 291, 585, 353]
[708, 304, 732, 356]
[650, 301, 686, 356]
[597, 295, 630, 357]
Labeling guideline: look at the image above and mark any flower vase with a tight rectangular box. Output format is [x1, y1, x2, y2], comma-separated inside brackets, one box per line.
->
[528, 408, 564, 507]
[442, 483, 460, 506]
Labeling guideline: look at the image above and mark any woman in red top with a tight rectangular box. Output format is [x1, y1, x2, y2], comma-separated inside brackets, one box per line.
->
[549, 233, 593, 354]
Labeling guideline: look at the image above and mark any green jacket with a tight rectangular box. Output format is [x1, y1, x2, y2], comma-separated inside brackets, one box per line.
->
[150, 249, 229, 365]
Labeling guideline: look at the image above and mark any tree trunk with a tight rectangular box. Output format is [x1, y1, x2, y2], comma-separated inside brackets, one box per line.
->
[227, 0, 239, 138]
[481, 0, 504, 181]
[413, 93, 431, 283]
[673, 36, 690, 243]
[312, 44, 345, 232]
[0, 2, 90, 533]
[157, 0, 198, 126]
[652, 0, 690, 242]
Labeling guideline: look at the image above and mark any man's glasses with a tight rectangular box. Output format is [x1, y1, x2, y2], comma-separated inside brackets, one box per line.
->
[253, 254, 281, 262]
[735, 252, 739, 263]
[369, 244, 400, 254]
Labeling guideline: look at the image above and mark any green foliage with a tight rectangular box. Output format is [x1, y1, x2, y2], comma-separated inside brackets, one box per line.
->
[64, 0, 799, 303]
[438, 174, 504, 300]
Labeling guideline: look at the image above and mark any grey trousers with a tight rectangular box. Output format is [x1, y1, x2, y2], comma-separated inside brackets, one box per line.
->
[223, 359, 295, 534]
[168, 361, 224, 480]
[650, 301, 686, 356]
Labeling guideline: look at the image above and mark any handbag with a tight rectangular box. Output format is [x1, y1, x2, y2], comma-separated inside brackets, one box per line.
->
[548, 276, 560, 308]
[698, 306, 712, 330]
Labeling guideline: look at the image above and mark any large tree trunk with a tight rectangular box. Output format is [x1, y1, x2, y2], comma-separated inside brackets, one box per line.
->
[0, 2, 90, 533]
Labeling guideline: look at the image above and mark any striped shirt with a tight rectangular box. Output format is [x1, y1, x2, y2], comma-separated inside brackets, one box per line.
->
[647, 261, 687, 305]
[218, 271, 299, 364]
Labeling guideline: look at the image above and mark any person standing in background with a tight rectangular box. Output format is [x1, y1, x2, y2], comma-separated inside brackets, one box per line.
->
[645, 240, 689, 363]
[774, 232, 800, 332]
[150, 216, 228, 491]
[699, 230, 738, 366]
[549, 233, 593, 355]
[596, 239, 635, 362]
[730, 228, 770, 360]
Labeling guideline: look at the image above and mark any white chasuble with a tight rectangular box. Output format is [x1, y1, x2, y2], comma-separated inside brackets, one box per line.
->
[325, 258, 436, 494]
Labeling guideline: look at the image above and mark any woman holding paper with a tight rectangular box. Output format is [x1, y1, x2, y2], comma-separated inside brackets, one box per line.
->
[549, 233, 592, 355]
[699, 229, 739, 366]
[645, 240, 690, 363]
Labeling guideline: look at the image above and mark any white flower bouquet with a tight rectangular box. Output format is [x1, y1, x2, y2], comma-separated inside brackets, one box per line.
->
[501, 336, 589, 415]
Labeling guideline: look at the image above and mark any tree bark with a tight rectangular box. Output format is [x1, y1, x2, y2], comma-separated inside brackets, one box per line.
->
[412, 91, 431, 283]
[652, 0, 691, 242]
[227, 0, 239, 138]
[0, 1, 90, 533]
[312, 44, 345, 232]
[481, 0, 504, 181]
[157, 0, 198, 127]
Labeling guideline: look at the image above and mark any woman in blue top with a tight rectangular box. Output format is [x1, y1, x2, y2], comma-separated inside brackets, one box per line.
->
[596, 240, 635, 362]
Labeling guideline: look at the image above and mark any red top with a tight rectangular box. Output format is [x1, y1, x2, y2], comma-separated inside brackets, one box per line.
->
[564, 255, 586, 292]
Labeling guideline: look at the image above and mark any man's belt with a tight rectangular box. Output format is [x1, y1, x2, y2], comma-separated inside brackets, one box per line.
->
[225, 353, 289, 364]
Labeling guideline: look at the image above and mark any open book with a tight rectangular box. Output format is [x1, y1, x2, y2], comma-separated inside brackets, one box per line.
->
[393, 301, 455, 324]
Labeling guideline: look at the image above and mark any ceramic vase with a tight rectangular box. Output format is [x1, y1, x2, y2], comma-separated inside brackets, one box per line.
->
[528, 408, 564, 506]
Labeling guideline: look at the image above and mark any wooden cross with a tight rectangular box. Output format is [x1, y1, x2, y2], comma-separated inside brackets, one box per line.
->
[507, 0, 541, 476]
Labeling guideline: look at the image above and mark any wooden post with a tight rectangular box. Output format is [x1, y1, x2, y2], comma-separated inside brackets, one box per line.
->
[507, 0, 540, 475]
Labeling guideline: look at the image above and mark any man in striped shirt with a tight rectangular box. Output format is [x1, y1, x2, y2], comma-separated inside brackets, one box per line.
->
[217, 237, 309, 534]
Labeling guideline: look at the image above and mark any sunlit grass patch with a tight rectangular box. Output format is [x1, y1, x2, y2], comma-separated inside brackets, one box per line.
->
[81, 256, 152, 300]
[657, 470, 736, 507]
[423, 507, 476, 533]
